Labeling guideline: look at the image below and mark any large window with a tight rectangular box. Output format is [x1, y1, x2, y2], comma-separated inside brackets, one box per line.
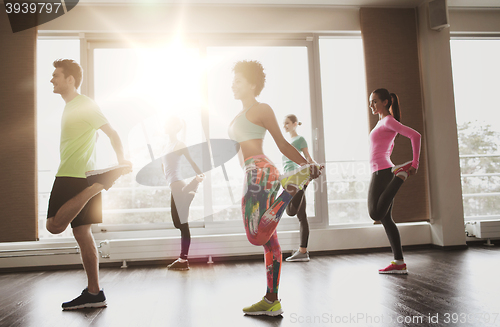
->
[37, 34, 372, 238]
[92, 45, 205, 226]
[87, 38, 317, 230]
[37, 37, 318, 237]
[318, 37, 371, 225]
[451, 38, 500, 221]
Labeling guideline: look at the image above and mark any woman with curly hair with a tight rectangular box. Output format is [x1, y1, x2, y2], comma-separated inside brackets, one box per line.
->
[228, 60, 322, 316]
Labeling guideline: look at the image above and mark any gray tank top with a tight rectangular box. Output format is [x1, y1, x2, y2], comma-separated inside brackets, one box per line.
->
[161, 141, 182, 185]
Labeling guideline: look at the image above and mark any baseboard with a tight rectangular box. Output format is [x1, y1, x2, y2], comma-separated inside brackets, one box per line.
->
[310, 243, 434, 257]
[431, 244, 468, 251]
[466, 239, 500, 247]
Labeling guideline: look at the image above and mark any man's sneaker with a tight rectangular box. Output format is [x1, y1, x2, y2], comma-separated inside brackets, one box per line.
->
[378, 261, 408, 274]
[391, 161, 413, 179]
[280, 165, 313, 191]
[167, 258, 190, 270]
[85, 165, 131, 190]
[242, 297, 283, 316]
[285, 249, 310, 262]
[62, 288, 107, 310]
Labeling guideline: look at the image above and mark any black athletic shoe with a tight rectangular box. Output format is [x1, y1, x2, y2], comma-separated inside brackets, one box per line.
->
[85, 165, 130, 190]
[167, 258, 190, 270]
[62, 288, 107, 310]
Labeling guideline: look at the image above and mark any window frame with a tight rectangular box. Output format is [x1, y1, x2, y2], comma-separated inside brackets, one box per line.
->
[450, 33, 500, 222]
[82, 33, 327, 235]
[316, 33, 375, 227]
[36, 31, 376, 239]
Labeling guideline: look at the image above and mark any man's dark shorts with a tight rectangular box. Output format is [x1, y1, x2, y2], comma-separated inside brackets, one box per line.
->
[47, 177, 102, 228]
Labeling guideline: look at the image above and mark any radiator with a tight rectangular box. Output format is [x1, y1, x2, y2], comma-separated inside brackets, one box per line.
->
[97, 234, 299, 263]
[0, 224, 433, 269]
[465, 220, 500, 239]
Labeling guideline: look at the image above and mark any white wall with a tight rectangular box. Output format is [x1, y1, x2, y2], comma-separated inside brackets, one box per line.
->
[39, 4, 361, 33]
[415, 3, 500, 247]
[449, 8, 500, 33]
[414, 6, 500, 247]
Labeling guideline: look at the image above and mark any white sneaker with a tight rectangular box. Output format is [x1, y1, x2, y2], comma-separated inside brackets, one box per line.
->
[285, 249, 310, 262]
[85, 165, 131, 190]
[391, 161, 412, 179]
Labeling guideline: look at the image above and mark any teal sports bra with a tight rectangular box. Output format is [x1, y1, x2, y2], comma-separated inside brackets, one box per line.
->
[228, 103, 266, 143]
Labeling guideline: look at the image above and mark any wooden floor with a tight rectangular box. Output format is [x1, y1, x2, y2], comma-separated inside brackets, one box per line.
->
[1, 245, 500, 327]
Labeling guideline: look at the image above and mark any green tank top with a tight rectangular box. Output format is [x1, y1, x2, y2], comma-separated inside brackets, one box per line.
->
[227, 104, 266, 143]
[282, 135, 308, 172]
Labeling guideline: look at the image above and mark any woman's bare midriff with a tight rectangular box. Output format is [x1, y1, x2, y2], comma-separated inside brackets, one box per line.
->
[239, 139, 265, 160]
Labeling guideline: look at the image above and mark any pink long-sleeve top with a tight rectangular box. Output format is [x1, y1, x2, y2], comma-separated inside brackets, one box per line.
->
[369, 115, 421, 173]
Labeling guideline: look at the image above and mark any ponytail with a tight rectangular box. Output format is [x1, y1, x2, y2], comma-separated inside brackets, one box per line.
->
[372, 88, 402, 122]
[389, 93, 401, 122]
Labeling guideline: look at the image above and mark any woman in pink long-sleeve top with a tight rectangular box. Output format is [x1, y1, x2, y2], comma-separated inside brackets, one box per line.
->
[368, 88, 421, 275]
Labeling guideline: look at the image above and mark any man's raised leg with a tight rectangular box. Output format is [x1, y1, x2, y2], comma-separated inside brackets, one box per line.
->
[46, 183, 104, 234]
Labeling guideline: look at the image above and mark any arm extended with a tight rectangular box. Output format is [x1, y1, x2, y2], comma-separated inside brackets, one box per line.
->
[100, 123, 133, 167]
[386, 116, 421, 170]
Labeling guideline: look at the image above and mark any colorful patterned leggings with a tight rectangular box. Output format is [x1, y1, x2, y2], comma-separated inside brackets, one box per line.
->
[242, 155, 293, 294]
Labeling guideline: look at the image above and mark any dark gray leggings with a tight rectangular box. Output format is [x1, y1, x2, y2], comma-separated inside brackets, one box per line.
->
[286, 185, 309, 248]
[368, 168, 404, 260]
[171, 194, 191, 260]
[169, 177, 201, 260]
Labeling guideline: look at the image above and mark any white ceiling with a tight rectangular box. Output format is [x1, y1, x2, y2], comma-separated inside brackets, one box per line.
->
[75, 0, 500, 8]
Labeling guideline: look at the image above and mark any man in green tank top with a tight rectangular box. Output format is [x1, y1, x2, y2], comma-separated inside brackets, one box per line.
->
[46, 59, 132, 310]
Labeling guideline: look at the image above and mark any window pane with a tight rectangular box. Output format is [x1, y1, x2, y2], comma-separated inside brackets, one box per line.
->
[93, 46, 205, 225]
[450, 39, 500, 220]
[37, 39, 80, 238]
[39, 42, 316, 230]
[206, 45, 314, 221]
[319, 38, 371, 225]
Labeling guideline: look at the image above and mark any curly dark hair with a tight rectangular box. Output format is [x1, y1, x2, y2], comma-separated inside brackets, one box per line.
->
[232, 60, 266, 96]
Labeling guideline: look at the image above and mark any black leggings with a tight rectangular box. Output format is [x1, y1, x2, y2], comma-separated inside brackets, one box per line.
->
[368, 168, 404, 260]
[286, 185, 309, 248]
[171, 194, 191, 260]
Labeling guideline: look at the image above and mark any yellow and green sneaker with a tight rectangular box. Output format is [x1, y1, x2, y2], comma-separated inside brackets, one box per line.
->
[280, 164, 313, 191]
[242, 297, 283, 316]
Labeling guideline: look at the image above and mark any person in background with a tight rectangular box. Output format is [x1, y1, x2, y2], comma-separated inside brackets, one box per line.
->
[282, 114, 315, 262]
[162, 117, 204, 270]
